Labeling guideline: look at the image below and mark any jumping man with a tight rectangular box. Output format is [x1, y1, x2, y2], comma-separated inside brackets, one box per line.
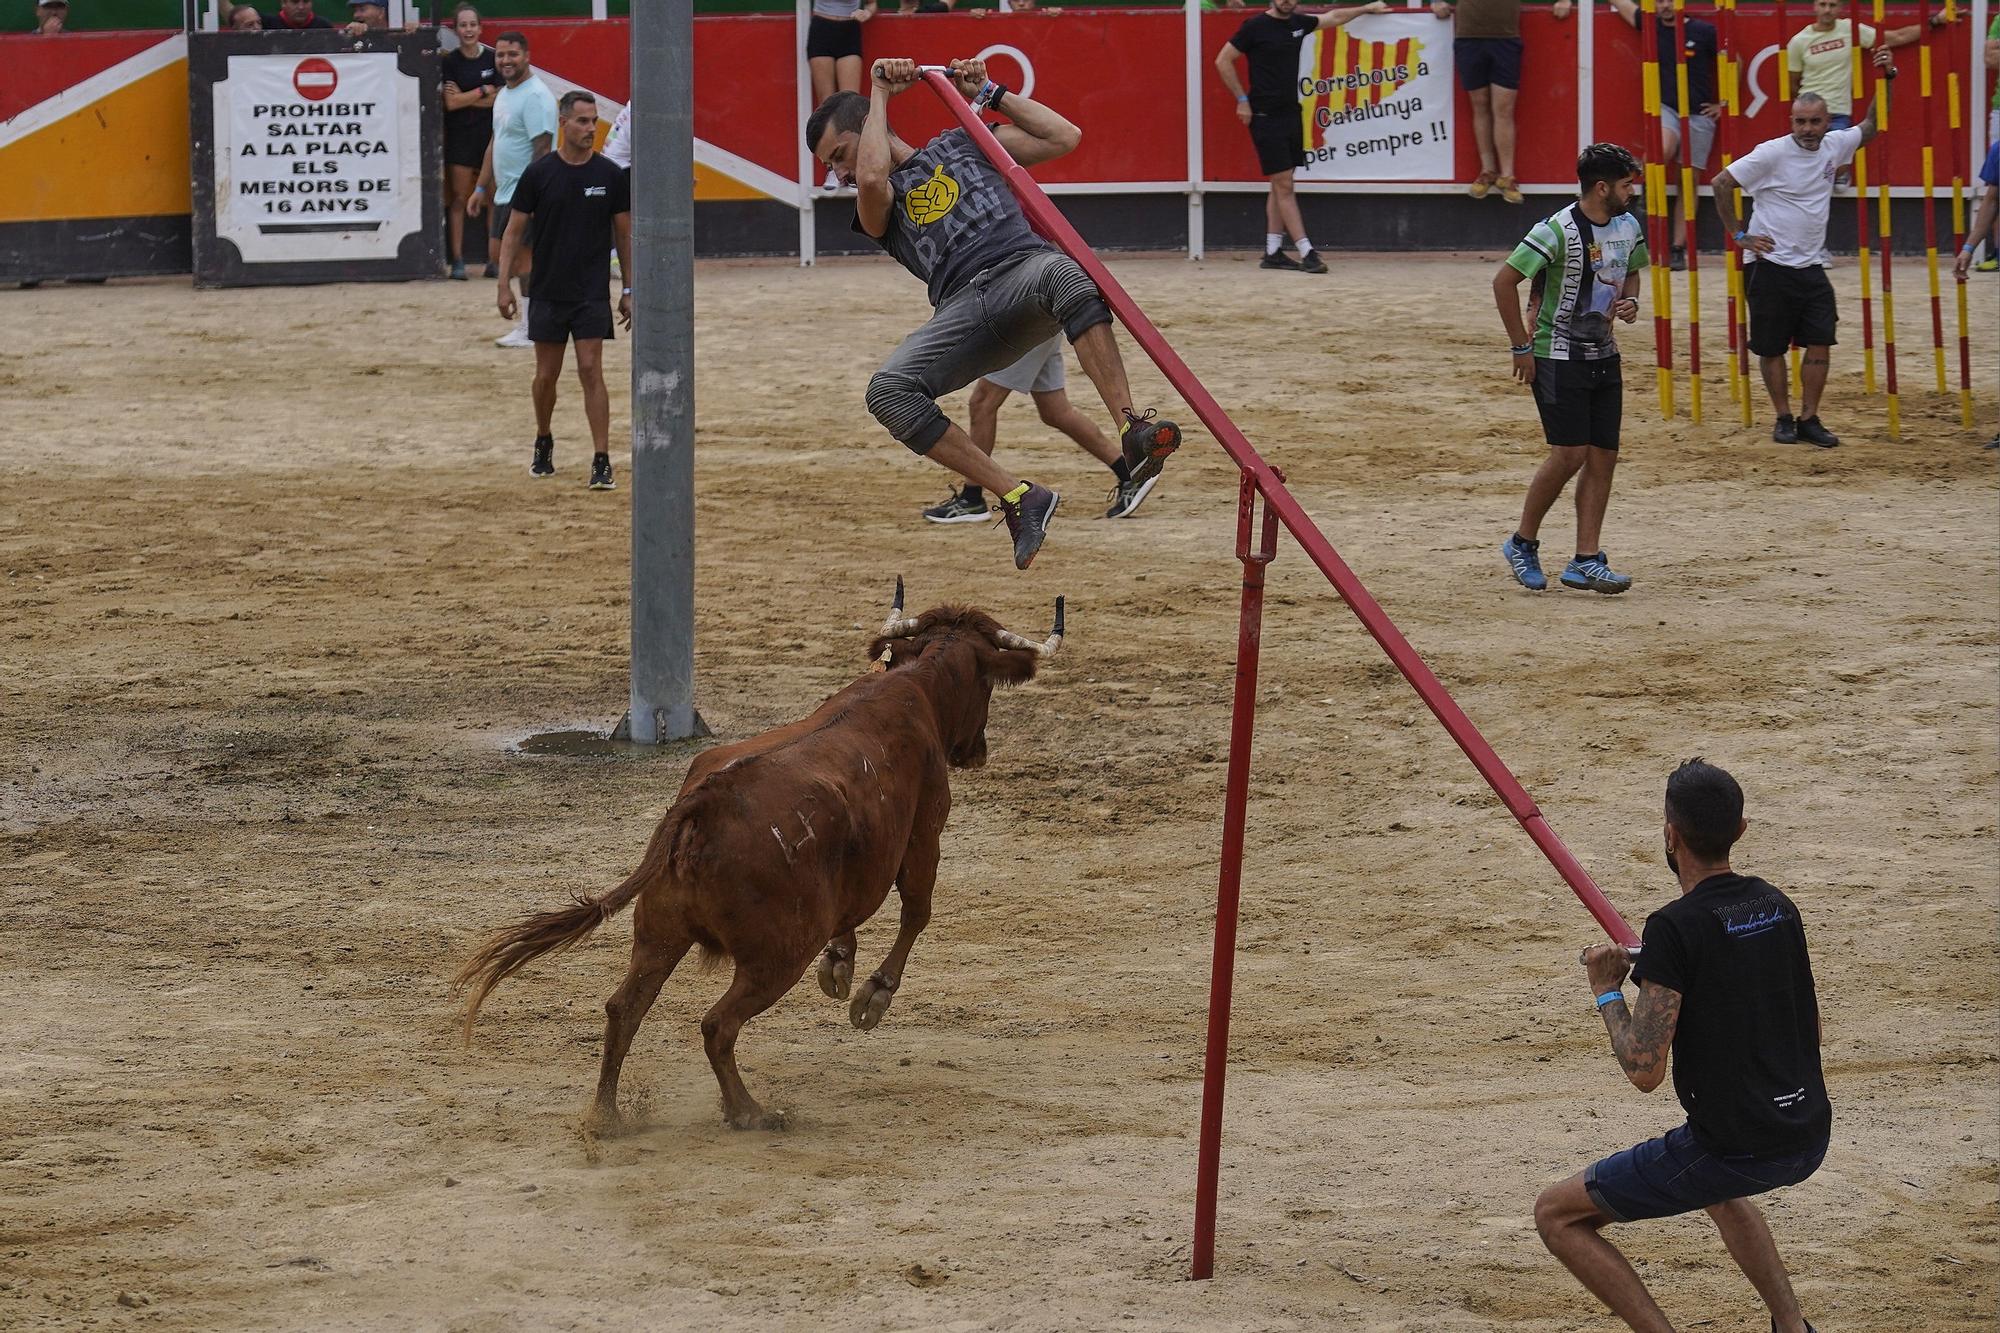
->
[807, 57, 1182, 569]
[1536, 759, 1830, 1333]
[921, 335, 1157, 525]
[496, 90, 632, 490]
[1493, 143, 1645, 596]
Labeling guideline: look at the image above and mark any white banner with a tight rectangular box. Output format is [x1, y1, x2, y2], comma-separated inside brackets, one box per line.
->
[211, 52, 423, 264]
[1295, 13, 1454, 182]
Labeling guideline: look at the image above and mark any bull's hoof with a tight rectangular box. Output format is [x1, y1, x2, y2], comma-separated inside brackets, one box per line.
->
[583, 1101, 630, 1139]
[726, 1106, 790, 1132]
[818, 951, 853, 1001]
[849, 977, 895, 1031]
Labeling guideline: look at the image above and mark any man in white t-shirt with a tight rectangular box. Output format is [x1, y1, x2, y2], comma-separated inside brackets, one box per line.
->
[470, 31, 558, 348]
[1711, 55, 1891, 449]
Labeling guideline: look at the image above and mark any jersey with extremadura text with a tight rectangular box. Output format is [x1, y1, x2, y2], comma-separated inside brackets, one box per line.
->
[1505, 205, 1649, 361]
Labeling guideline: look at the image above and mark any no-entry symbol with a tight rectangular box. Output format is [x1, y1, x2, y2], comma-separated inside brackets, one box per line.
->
[293, 57, 338, 101]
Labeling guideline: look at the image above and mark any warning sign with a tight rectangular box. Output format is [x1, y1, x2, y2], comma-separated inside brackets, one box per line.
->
[210, 51, 423, 264]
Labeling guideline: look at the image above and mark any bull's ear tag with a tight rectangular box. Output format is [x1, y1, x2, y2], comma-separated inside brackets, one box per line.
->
[872, 647, 892, 673]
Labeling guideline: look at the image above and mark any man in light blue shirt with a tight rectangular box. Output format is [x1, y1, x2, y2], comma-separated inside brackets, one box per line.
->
[470, 30, 557, 347]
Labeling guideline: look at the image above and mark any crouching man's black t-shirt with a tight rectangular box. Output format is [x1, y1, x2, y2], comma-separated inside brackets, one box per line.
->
[1631, 872, 1832, 1156]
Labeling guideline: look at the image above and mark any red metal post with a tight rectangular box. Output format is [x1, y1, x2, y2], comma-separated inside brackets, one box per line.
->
[1191, 472, 1282, 1283]
[920, 69, 1639, 950]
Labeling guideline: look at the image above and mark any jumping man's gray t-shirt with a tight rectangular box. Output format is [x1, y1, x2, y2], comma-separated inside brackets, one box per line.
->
[858, 129, 1051, 308]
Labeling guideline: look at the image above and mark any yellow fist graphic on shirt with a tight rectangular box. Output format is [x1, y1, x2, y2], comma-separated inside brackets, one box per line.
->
[903, 165, 961, 226]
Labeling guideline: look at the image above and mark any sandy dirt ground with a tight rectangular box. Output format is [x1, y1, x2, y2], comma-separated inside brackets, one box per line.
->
[2, 252, 1996, 1332]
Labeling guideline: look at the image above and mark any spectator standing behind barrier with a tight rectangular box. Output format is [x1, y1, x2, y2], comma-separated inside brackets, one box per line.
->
[602, 104, 633, 172]
[496, 90, 633, 492]
[228, 5, 262, 28]
[1784, 0, 1940, 186]
[32, 0, 65, 33]
[1434, 0, 1572, 205]
[1711, 54, 1892, 449]
[440, 4, 500, 282]
[809, 0, 876, 191]
[1493, 143, 1645, 596]
[919, 336, 1157, 525]
[1535, 759, 1831, 1333]
[261, 0, 331, 30]
[1214, 0, 1389, 274]
[471, 31, 557, 349]
[1608, 0, 1714, 271]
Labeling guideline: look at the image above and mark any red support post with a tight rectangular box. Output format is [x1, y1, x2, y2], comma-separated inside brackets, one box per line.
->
[918, 68, 1644, 1279]
[1190, 471, 1282, 1283]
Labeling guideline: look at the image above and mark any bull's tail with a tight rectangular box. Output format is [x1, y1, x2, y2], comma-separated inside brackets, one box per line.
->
[452, 815, 691, 1042]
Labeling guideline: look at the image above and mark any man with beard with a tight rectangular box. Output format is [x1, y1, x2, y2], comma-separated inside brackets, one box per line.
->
[1711, 55, 1893, 448]
[1492, 142, 1645, 596]
[1534, 759, 1830, 1333]
[261, 0, 332, 29]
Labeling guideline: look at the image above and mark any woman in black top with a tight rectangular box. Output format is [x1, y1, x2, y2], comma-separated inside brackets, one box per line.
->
[440, 4, 500, 279]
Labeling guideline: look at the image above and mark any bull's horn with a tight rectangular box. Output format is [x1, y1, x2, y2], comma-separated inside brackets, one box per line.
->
[994, 595, 1065, 658]
[878, 574, 921, 639]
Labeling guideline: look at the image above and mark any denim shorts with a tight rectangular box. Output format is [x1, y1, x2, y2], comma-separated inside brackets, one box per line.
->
[1585, 1122, 1827, 1223]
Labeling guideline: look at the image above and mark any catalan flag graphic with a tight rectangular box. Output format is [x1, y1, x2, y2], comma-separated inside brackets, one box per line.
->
[1299, 30, 1426, 138]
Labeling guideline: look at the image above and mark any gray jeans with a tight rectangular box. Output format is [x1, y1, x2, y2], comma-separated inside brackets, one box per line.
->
[866, 248, 1110, 454]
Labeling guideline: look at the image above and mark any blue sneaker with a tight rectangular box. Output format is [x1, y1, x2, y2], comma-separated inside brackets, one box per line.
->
[1560, 551, 1633, 594]
[1501, 533, 1547, 590]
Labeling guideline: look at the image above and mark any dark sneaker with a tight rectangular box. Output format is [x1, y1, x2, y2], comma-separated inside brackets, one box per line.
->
[1259, 251, 1301, 271]
[481, 262, 499, 279]
[530, 435, 555, 477]
[922, 488, 990, 524]
[1501, 533, 1547, 591]
[1669, 247, 1687, 272]
[1772, 414, 1798, 444]
[997, 482, 1059, 570]
[1796, 416, 1840, 448]
[1120, 408, 1181, 490]
[449, 260, 467, 280]
[1298, 249, 1328, 274]
[588, 453, 615, 490]
[1102, 471, 1159, 519]
[1559, 551, 1633, 594]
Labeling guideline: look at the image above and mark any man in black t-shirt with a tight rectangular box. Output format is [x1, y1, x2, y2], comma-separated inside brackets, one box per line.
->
[496, 90, 631, 492]
[805, 57, 1183, 571]
[1214, 0, 1387, 273]
[1535, 759, 1830, 1333]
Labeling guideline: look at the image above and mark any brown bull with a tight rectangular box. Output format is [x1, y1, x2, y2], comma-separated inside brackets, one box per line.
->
[453, 582, 1064, 1132]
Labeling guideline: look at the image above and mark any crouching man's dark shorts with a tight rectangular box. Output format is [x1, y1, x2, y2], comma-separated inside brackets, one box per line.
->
[1585, 1122, 1828, 1223]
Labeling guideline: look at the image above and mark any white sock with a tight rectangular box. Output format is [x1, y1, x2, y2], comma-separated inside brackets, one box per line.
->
[1266, 232, 1284, 256]
[1297, 237, 1314, 256]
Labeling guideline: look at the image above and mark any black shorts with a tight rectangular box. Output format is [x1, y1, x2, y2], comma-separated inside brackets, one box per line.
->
[1456, 36, 1523, 91]
[490, 202, 529, 250]
[1744, 260, 1838, 357]
[806, 14, 863, 61]
[1248, 111, 1306, 177]
[1532, 355, 1623, 449]
[444, 123, 490, 170]
[529, 297, 615, 345]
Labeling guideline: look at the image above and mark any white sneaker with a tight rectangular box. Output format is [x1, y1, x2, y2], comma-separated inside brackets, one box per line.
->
[496, 300, 531, 348]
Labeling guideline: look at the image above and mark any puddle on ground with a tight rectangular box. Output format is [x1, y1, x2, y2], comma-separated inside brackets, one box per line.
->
[510, 729, 658, 758]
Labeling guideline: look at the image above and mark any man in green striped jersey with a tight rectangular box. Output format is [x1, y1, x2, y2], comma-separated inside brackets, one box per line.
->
[1492, 143, 1646, 596]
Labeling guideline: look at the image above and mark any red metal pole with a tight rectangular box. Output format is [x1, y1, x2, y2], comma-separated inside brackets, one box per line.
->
[1852, 0, 1879, 394]
[917, 69, 1640, 949]
[1190, 472, 1280, 1283]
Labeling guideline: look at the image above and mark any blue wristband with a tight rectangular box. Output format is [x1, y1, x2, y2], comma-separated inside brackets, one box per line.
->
[1733, 229, 1749, 244]
[1595, 990, 1624, 1009]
